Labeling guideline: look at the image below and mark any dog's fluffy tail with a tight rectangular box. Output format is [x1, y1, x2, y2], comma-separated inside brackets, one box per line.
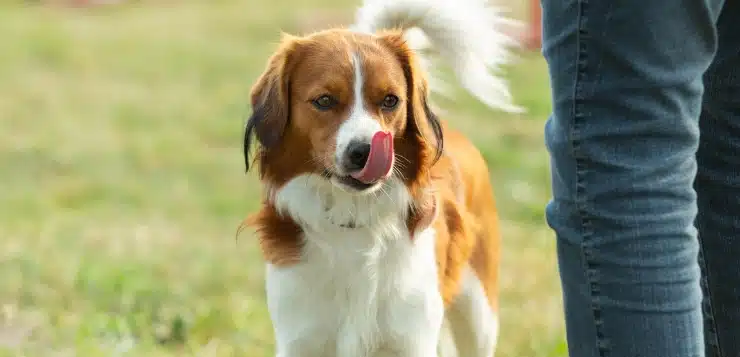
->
[351, 0, 523, 113]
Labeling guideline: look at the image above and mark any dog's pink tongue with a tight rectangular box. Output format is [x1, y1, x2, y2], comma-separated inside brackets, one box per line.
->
[351, 131, 394, 184]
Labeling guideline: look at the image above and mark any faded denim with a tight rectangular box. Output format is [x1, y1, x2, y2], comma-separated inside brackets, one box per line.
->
[541, 0, 740, 356]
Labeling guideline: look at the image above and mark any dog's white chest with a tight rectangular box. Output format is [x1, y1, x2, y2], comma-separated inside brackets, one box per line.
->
[265, 226, 443, 357]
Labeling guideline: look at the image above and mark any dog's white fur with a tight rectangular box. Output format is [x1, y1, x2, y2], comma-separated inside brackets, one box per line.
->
[264, 0, 517, 355]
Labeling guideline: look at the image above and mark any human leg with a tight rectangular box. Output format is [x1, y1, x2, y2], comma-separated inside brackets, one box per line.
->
[695, 1, 740, 356]
[541, 0, 725, 356]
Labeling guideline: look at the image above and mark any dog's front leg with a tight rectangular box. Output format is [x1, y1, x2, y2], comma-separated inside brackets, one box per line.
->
[266, 264, 331, 357]
[401, 333, 443, 357]
[384, 291, 445, 357]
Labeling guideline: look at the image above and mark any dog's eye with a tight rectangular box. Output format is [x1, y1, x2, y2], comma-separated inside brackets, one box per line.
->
[381, 95, 399, 110]
[312, 95, 337, 110]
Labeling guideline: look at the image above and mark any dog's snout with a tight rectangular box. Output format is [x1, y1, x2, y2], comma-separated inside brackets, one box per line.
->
[343, 141, 371, 172]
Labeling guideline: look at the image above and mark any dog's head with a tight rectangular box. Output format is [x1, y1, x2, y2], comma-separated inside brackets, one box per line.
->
[244, 29, 442, 197]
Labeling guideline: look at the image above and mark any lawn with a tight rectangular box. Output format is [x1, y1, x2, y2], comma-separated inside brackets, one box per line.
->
[0, 0, 565, 356]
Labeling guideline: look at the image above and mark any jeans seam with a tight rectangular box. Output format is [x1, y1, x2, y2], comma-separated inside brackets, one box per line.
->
[572, 0, 609, 356]
[698, 237, 723, 357]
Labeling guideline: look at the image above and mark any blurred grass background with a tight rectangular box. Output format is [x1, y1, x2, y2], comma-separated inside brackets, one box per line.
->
[0, 0, 565, 356]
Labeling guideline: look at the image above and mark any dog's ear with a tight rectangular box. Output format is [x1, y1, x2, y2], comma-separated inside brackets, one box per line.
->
[244, 34, 304, 172]
[378, 32, 443, 163]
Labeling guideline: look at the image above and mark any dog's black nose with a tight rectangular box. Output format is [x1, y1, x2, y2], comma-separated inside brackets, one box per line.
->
[344, 141, 371, 171]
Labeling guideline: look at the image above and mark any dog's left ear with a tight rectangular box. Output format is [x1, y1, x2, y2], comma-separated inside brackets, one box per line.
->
[378, 32, 444, 163]
[244, 34, 304, 172]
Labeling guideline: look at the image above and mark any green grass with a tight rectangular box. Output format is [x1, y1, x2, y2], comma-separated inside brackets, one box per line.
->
[0, 1, 565, 356]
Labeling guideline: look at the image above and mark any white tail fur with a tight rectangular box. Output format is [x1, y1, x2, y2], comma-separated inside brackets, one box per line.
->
[351, 0, 523, 113]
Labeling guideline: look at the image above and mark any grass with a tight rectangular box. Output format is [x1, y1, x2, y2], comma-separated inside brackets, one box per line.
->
[0, 0, 565, 356]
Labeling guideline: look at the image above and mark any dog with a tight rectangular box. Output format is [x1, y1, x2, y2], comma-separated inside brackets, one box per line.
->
[242, 0, 521, 355]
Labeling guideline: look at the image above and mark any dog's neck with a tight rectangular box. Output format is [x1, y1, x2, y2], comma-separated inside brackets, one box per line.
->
[267, 174, 414, 235]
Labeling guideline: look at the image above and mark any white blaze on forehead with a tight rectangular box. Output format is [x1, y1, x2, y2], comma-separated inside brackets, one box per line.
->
[334, 52, 382, 171]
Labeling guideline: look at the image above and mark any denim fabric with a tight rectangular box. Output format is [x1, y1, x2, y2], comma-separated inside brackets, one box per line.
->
[696, 1, 740, 355]
[541, 0, 739, 356]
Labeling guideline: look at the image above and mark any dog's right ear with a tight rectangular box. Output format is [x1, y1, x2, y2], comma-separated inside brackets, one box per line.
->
[244, 34, 304, 173]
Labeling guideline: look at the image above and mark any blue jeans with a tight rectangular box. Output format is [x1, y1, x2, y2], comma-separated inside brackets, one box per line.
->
[542, 0, 740, 356]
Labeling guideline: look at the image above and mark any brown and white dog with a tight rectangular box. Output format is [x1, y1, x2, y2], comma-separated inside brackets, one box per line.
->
[242, 0, 521, 355]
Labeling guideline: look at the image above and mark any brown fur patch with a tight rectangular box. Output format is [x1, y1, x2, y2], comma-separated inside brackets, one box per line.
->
[442, 127, 502, 310]
[246, 203, 304, 266]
